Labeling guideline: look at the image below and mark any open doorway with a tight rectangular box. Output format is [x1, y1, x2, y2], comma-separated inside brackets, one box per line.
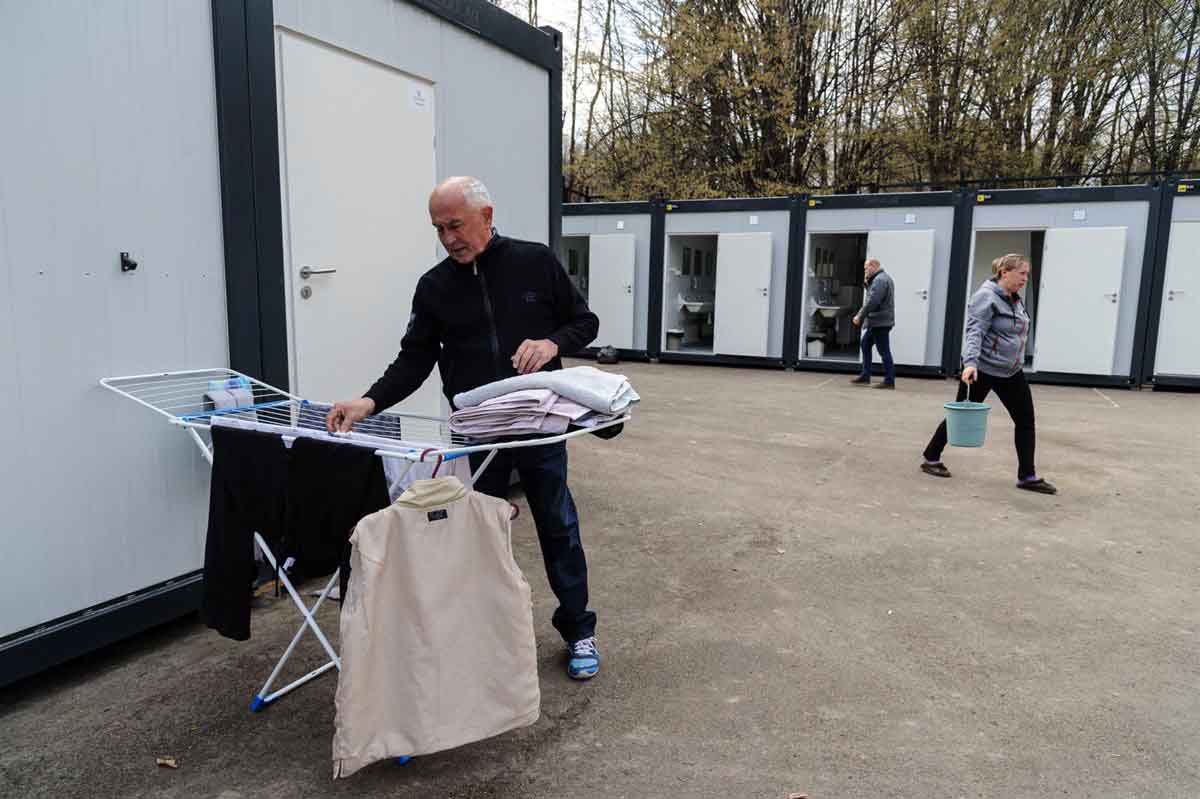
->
[664, 235, 718, 354]
[560, 236, 590, 301]
[970, 230, 1045, 367]
[801, 233, 867, 360]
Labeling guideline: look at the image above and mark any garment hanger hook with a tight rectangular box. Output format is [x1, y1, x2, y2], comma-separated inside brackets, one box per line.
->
[419, 448, 444, 478]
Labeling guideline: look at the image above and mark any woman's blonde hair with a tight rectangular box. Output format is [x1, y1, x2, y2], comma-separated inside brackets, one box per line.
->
[991, 253, 1030, 278]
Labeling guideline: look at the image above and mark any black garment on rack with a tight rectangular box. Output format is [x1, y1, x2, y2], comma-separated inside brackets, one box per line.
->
[203, 426, 290, 641]
[286, 436, 390, 591]
[203, 425, 391, 642]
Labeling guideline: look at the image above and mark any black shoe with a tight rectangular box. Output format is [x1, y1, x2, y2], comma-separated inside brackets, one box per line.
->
[920, 461, 952, 478]
[849, 376, 870, 385]
[1017, 478, 1057, 495]
[874, 382, 895, 390]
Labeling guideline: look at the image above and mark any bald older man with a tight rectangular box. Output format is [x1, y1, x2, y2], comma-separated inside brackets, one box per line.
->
[326, 177, 604, 680]
[850, 258, 896, 388]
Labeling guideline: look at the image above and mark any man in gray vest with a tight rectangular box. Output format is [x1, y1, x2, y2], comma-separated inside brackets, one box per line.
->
[850, 258, 896, 388]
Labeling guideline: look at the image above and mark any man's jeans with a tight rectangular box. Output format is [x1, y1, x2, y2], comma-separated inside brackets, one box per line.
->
[470, 442, 596, 644]
[859, 326, 896, 384]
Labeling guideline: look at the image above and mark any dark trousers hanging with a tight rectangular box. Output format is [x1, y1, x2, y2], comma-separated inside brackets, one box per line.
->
[203, 427, 290, 641]
[203, 426, 391, 642]
[924, 370, 1038, 480]
[287, 436, 391, 597]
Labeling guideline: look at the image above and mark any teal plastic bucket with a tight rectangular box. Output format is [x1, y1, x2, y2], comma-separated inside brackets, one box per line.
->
[943, 401, 990, 447]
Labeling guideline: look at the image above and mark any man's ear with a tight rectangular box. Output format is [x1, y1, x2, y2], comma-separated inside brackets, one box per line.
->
[482, 205, 494, 227]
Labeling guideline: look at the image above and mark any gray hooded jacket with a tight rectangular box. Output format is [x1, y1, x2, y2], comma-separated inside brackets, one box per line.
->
[962, 279, 1030, 378]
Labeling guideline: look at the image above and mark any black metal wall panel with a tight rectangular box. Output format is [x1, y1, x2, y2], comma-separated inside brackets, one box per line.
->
[1129, 182, 1165, 383]
[646, 199, 667, 358]
[0, 575, 203, 689]
[564, 201, 655, 216]
[782, 195, 807, 366]
[211, 0, 264, 380]
[941, 191, 976, 375]
[806, 191, 955, 210]
[665, 197, 790, 213]
[245, 0, 289, 389]
[971, 185, 1155, 205]
[543, 25, 563, 254]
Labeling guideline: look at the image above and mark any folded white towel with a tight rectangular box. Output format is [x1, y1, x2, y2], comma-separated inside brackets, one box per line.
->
[453, 366, 639, 415]
[448, 385, 609, 440]
[204, 386, 256, 421]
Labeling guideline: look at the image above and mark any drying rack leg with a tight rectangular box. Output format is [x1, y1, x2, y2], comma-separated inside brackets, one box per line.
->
[469, 449, 498, 488]
[186, 427, 213, 465]
[249, 534, 342, 711]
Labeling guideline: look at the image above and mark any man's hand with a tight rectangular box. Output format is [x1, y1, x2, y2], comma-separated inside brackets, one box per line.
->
[960, 366, 978, 385]
[512, 339, 559, 375]
[852, 315, 862, 327]
[325, 397, 376, 433]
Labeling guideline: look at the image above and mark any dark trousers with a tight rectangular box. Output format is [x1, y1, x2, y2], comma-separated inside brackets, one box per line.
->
[860, 326, 895, 384]
[924, 369, 1037, 480]
[203, 427, 289, 641]
[203, 426, 389, 641]
[470, 442, 596, 644]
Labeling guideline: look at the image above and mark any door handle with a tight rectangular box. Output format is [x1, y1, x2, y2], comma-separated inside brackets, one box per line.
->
[916, 290, 928, 299]
[625, 285, 633, 294]
[1168, 289, 1184, 300]
[300, 266, 337, 279]
[760, 288, 769, 297]
[1103, 292, 1118, 303]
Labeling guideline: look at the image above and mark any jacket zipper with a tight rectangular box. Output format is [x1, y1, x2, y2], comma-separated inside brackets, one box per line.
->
[1012, 302, 1027, 370]
[474, 261, 502, 379]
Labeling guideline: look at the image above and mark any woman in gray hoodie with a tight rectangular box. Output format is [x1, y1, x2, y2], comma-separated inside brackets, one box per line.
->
[920, 253, 1057, 494]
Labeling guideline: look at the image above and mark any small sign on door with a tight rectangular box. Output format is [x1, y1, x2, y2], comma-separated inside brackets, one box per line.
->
[410, 85, 431, 112]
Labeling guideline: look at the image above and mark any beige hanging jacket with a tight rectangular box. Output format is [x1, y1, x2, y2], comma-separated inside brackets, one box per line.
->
[332, 476, 539, 778]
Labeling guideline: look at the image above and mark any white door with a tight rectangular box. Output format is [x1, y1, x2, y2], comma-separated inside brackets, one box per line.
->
[1155, 221, 1200, 376]
[714, 233, 772, 357]
[587, 234, 636, 349]
[277, 31, 441, 414]
[1033, 226, 1127, 375]
[866, 229, 935, 365]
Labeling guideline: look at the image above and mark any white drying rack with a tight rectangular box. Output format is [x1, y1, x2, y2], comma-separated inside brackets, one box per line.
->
[101, 367, 629, 712]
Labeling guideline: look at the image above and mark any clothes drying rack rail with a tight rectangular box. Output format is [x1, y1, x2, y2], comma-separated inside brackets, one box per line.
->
[100, 368, 629, 711]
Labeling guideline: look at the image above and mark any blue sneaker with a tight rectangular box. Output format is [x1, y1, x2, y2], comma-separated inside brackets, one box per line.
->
[567, 637, 600, 680]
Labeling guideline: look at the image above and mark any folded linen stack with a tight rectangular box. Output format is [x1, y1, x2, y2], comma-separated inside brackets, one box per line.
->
[204, 377, 257, 422]
[449, 366, 638, 440]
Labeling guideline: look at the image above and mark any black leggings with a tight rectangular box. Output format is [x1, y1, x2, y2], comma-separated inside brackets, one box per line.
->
[924, 370, 1037, 480]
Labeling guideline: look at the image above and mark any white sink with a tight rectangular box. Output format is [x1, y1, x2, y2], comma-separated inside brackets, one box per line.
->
[813, 304, 851, 319]
[678, 293, 714, 315]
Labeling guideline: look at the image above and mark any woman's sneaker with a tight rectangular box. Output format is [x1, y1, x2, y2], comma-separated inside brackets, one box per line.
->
[567, 637, 600, 680]
[1017, 477, 1057, 495]
[920, 461, 952, 478]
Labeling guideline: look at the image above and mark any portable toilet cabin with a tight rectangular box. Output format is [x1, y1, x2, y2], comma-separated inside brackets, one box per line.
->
[950, 184, 1159, 386]
[561, 202, 655, 358]
[794, 191, 956, 376]
[653, 198, 795, 367]
[0, 0, 561, 686]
